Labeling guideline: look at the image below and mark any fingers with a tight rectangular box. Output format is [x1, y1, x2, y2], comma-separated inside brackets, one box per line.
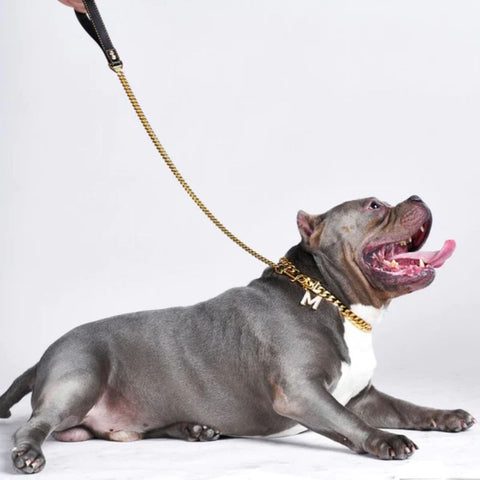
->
[58, 0, 87, 14]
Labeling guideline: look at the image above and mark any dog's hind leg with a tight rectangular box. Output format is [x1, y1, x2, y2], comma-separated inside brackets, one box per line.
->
[52, 426, 94, 442]
[145, 422, 221, 442]
[12, 368, 104, 474]
[0, 365, 37, 419]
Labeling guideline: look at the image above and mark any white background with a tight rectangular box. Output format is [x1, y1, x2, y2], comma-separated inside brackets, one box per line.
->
[0, 1, 479, 478]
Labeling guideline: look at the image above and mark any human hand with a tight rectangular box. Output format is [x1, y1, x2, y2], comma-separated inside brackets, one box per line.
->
[58, 0, 86, 13]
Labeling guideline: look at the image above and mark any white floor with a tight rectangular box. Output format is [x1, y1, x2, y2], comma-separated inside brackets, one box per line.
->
[0, 374, 478, 480]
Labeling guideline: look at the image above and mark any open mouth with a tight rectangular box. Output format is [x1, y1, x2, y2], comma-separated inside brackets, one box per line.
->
[363, 218, 456, 281]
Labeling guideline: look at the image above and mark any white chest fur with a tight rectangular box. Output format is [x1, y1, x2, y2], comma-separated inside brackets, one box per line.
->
[330, 304, 382, 406]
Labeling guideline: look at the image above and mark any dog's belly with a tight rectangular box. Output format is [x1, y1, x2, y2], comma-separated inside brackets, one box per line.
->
[80, 389, 146, 440]
[78, 382, 292, 440]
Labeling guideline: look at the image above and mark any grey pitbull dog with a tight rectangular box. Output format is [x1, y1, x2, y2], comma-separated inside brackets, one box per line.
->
[0, 195, 475, 474]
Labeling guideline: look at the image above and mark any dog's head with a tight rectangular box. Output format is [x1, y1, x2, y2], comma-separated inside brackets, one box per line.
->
[297, 195, 455, 303]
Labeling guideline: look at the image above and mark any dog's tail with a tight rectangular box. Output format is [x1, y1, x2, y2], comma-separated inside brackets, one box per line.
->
[0, 365, 37, 418]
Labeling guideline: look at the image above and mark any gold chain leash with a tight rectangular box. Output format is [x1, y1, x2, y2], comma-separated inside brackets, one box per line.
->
[110, 66, 371, 333]
[113, 67, 277, 270]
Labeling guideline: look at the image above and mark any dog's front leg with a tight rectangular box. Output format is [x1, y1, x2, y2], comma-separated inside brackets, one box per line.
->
[271, 380, 417, 460]
[346, 385, 475, 432]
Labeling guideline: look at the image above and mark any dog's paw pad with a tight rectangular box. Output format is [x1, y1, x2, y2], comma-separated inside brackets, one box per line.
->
[12, 444, 45, 474]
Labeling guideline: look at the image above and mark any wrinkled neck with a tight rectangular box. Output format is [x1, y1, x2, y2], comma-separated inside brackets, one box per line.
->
[285, 244, 388, 309]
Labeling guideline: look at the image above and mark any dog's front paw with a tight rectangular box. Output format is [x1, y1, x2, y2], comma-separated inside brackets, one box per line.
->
[363, 431, 418, 460]
[12, 444, 45, 474]
[427, 409, 476, 432]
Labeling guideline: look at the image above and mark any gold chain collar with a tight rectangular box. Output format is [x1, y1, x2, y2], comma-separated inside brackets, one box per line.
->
[274, 258, 372, 333]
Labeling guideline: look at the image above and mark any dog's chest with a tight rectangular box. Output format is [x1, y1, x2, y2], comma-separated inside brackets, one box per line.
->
[262, 305, 381, 439]
[330, 305, 380, 406]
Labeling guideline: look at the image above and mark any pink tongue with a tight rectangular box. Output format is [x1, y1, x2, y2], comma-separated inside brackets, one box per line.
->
[394, 239, 456, 268]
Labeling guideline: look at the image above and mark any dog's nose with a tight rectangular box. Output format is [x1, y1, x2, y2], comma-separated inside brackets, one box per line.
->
[408, 195, 423, 203]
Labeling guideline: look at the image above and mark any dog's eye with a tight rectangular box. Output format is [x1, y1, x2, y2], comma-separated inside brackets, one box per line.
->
[368, 201, 381, 210]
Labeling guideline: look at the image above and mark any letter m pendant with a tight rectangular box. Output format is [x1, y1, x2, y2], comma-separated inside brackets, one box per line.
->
[300, 290, 322, 311]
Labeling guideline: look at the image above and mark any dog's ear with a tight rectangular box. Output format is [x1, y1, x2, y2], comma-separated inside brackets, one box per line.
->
[297, 210, 324, 250]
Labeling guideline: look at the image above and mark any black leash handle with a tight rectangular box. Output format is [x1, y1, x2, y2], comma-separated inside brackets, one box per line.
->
[75, 0, 123, 71]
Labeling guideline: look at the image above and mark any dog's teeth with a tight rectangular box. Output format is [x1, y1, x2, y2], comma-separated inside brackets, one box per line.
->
[408, 237, 412, 244]
[400, 241, 407, 247]
[384, 259, 399, 268]
[419, 259, 425, 268]
[420, 226, 425, 233]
